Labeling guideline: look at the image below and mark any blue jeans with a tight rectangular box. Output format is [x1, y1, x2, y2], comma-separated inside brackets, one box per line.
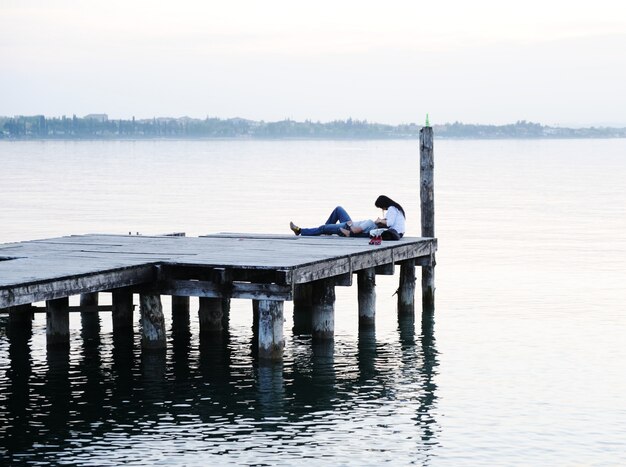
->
[300, 206, 352, 236]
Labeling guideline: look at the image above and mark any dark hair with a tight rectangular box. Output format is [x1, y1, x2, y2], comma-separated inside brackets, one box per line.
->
[375, 195, 406, 218]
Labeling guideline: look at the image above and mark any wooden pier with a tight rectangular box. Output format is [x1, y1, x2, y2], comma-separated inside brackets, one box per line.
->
[1, 233, 436, 359]
[1, 127, 437, 360]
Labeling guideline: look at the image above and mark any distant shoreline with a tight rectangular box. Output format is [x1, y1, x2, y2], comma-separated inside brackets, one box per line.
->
[2, 136, 626, 142]
[2, 115, 625, 140]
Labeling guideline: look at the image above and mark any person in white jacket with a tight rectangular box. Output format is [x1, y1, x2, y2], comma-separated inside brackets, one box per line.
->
[373, 195, 406, 240]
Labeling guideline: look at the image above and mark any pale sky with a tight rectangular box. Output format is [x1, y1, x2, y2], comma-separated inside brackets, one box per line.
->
[2, 0, 626, 126]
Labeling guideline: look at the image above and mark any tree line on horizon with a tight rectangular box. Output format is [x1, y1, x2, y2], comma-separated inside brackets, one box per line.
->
[1, 114, 625, 139]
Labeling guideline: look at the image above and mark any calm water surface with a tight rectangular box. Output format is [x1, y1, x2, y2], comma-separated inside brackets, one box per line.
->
[0, 139, 625, 465]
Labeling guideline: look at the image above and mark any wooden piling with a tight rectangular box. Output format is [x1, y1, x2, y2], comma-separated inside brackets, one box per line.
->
[46, 297, 70, 348]
[293, 283, 313, 335]
[80, 292, 100, 336]
[221, 297, 231, 328]
[112, 289, 134, 332]
[398, 259, 416, 315]
[198, 297, 223, 334]
[311, 279, 335, 340]
[171, 295, 190, 335]
[252, 299, 260, 336]
[357, 268, 376, 329]
[171, 295, 189, 314]
[139, 293, 166, 349]
[8, 304, 32, 333]
[257, 300, 285, 360]
[80, 292, 99, 307]
[420, 126, 436, 311]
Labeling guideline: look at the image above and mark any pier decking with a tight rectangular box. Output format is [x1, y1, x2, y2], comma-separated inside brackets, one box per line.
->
[1, 233, 436, 358]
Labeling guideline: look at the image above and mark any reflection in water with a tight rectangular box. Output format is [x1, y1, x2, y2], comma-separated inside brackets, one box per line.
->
[0, 309, 439, 464]
[43, 346, 71, 454]
[406, 312, 440, 458]
[257, 362, 285, 418]
[3, 321, 32, 455]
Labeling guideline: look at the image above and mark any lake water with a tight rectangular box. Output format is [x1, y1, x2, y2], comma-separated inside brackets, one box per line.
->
[1, 139, 625, 465]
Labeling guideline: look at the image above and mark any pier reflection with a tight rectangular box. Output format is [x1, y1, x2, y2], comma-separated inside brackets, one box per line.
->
[3, 320, 33, 454]
[43, 346, 71, 448]
[401, 311, 440, 458]
[0, 310, 440, 464]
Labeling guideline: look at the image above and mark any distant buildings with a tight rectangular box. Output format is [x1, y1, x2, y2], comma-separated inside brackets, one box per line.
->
[83, 114, 108, 123]
[1, 115, 625, 139]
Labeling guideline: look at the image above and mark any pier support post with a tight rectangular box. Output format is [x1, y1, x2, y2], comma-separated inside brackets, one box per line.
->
[80, 292, 100, 338]
[8, 305, 33, 335]
[420, 126, 436, 312]
[80, 292, 99, 307]
[172, 295, 190, 315]
[357, 268, 376, 329]
[140, 293, 166, 349]
[398, 259, 416, 315]
[422, 258, 435, 314]
[252, 299, 260, 336]
[171, 295, 190, 337]
[112, 289, 134, 333]
[198, 297, 223, 334]
[46, 297, 70, 348]
[293, 283, 313, 335]
[257, 300, 285, 360]
[311, 279, 335, 340]
[221, 297, 231, 329]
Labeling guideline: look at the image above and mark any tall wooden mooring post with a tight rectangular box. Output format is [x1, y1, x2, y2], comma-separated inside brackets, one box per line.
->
[420, 126, 436, 312]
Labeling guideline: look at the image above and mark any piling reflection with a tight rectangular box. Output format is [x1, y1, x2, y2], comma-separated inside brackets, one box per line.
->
[43, 346, 71, 448]
[401, 311, 440, 458]
[196, 331, 232, 423]
[79, 312, 105, 426]
[3, 320, 33, 454]
[170, 312, 191, 380]
[357, 329, 377, 381]
[257, 361, 285, 418]
[0, 309, 440, 464]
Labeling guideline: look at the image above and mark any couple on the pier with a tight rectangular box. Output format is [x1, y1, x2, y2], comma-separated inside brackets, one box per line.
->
[289, 195, 406, 241]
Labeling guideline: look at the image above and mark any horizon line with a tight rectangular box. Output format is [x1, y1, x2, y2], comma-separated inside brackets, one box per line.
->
[3, 114, 626, 130]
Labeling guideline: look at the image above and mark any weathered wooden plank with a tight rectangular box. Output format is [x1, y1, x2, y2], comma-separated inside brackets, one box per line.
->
[415, 255, 434, 267]
[333, 272, 352, 287]
[293, 257, 351, 284]
[350, 248, 394, 270]
[0, 264, 157, 308]
[391, 242, 432, 262]
[159, 264, 292, 285]
[18, 305, 114, 313]
[148, 279, 293, 301]
[375, 263, 395, 275]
